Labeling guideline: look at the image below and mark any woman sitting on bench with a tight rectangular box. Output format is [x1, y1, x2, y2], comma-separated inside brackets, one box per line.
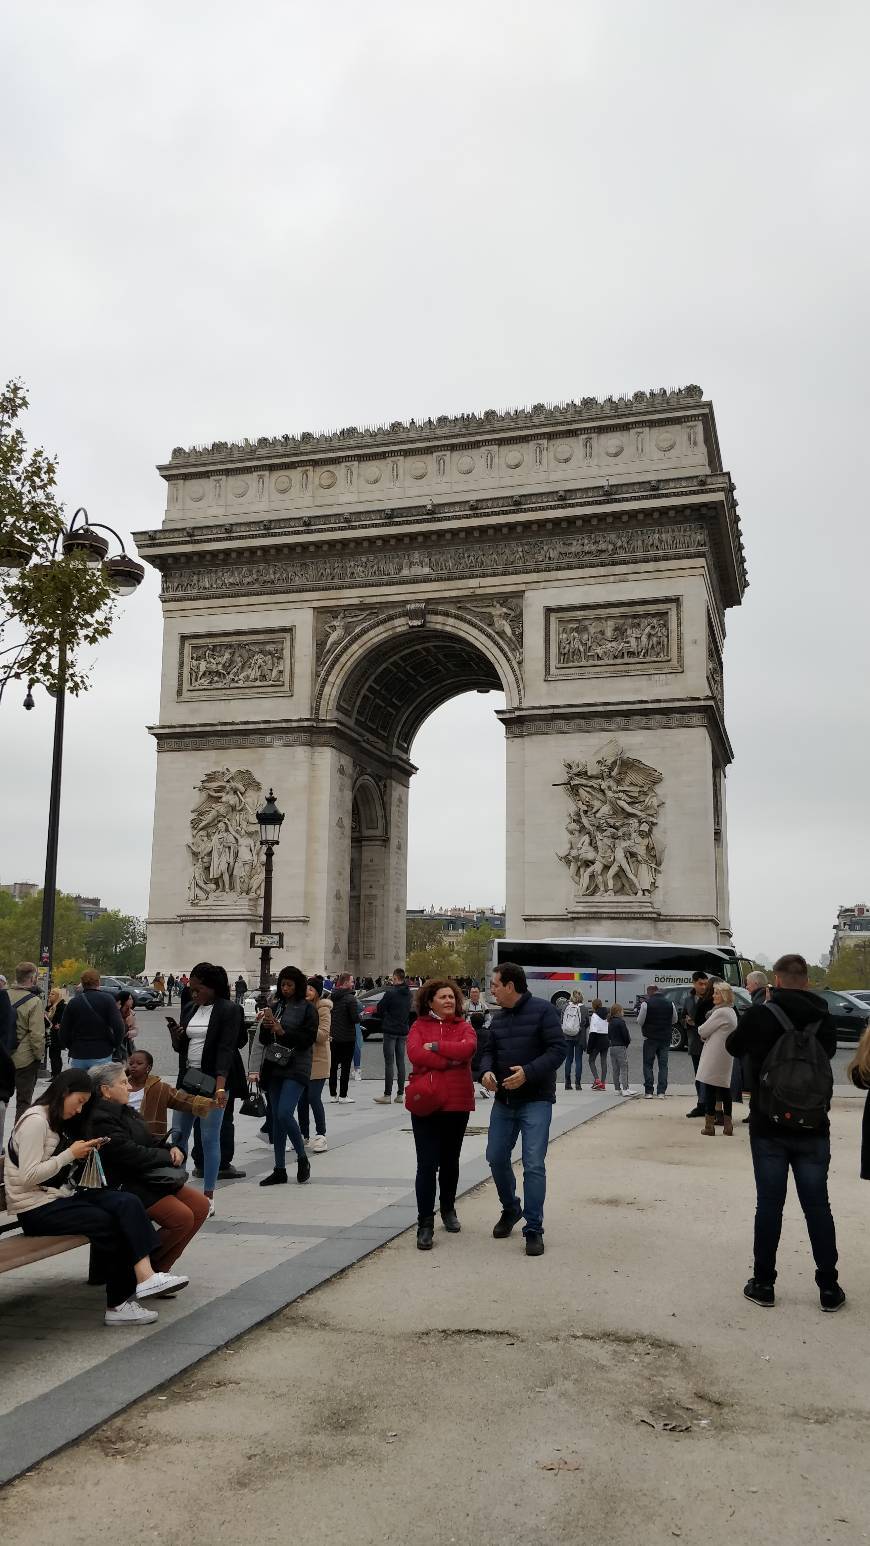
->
[4, 1069, 189, 1327]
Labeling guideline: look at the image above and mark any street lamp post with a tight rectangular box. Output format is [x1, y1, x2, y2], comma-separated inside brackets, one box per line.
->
[1, 507, 144, 990]
[256, 788, 285, 997]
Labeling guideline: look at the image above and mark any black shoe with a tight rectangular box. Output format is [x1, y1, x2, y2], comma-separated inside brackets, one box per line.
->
[259, 1168, 288, 1187]
[218, 1165, 246, 1179]
[417, 1217, 435, 1250]
[193, 1167, 204, 1177]
[685, 1107, 705, 1119]
[565, 1082, 573, 1091]
[297, 1156, 311, 1184]
[525, 1232, 545, 1257]
[820, 1284, 846, 1313]
[743, 1277, 775, 1308]
[440, 1208, 461, 1233]
[493, 1206, 523, 1239]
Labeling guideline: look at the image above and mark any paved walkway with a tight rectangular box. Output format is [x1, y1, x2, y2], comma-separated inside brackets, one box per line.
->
[0, 1078, 623, 1484]
[3, 1089, 868, 1544]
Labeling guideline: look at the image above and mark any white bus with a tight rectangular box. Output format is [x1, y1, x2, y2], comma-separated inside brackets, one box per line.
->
[486, 937, 751, 1014]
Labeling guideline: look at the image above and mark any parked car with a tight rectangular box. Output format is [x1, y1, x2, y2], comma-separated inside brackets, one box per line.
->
[813, 988, 870, 1043]
[659, 984, 752, 1051]
[358, 990, 385, 1039]
[100, 974, 162, 1011]
[842, 989, 870, 1008]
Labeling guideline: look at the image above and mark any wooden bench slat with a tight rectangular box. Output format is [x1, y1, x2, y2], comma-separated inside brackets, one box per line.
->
[0, 1234, 88, 1273]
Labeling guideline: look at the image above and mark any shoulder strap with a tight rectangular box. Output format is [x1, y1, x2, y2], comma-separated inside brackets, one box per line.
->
[763, 1002, 795, 1036]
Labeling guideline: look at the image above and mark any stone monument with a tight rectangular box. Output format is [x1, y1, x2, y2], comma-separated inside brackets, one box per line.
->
[135, 386, 746, 976]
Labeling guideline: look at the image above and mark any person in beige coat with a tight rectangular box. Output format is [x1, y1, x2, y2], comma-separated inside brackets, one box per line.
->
[697, 982, 738, 1136]
[297, 977, 332, 1153]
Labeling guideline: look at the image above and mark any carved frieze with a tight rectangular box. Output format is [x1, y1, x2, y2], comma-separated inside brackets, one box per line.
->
[178, 629, 294, 700]
[163, 520, 708, 602]
[707, 619, 723, 711]
[187, 768, 265, 906]
[545, 599, 681, 680]
[556, 739, 663, 900]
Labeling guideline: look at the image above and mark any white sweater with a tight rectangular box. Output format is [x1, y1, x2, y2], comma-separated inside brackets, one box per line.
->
[4, 1107, 77, 1215]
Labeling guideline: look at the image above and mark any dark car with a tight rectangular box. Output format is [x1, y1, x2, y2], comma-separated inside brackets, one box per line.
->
[659, 984, 752, 1051]
[99, 974, 162, 1011]
[358, 990, 384, 1039]
[814, 988, 869, 1043]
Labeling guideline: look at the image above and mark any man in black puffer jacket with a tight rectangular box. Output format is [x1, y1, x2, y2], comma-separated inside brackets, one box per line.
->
[374, 969, 412, 1106]
[479, 962, 565, 1257]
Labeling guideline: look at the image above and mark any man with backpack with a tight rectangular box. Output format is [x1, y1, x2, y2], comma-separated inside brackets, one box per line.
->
[8, 961, 46, 1123]
[726, 952, 844, 1313]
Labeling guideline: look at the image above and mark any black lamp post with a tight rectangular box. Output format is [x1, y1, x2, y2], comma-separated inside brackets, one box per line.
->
[1, 507, 144, 991]
[256, 788, 285, 996]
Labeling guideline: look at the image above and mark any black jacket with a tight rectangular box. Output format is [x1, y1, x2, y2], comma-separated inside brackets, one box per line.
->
[640, 993, 674, 1041]
[62, 989, 126, 1061]
[0, 1040, 15, 1103]
[177, 997, 246, 1089]
[0, 989, 14, 1055]
[849, 1064, 870, 1180]
[380, 982, 412, 1036]
[478, 991, 566, 1106]
[685, 989, 714, 1060]
[85, 1096, 177, 1206]
[608, 1015, 631, 1048]
[726, 988, 837, 1140]
[329, 987, 360, 1044]
[257, 996, 317, 1083]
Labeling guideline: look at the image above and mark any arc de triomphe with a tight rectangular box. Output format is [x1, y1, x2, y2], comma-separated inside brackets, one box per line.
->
[135, 386, 746, 978]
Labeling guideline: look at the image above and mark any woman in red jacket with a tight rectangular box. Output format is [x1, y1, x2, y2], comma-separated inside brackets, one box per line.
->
[406, 978, 476, 1251]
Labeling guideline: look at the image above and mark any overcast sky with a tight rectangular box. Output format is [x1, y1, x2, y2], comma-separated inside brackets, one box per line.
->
[2, 1, 868, 964]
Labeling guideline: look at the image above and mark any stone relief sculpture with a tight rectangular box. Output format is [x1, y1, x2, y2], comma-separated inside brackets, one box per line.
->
[185, 635, 289, 694]
[187, 768, 265, 905]
[556, 740, 663, 899]
[459, 597, 523, 663]
[707, 625, 724, 709]
[314, 595, 524, 676]
[557, 611, 668, 668]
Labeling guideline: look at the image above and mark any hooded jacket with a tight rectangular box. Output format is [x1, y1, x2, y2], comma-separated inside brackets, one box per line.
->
[726, 988, 837, 1140]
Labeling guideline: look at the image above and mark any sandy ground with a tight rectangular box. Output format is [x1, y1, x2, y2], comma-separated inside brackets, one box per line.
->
[3, 1095, 869, 1546]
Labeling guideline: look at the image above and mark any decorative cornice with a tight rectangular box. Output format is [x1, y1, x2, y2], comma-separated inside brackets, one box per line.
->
[498, 699, 734, 766]
[163, 386, 706, 468]
[148, 718, 416, 782]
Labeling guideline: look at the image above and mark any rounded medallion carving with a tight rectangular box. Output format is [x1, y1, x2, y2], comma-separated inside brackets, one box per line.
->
[319, 469, 338, 489]
[408, 458, 428, 480]
[655, 432, 676, 453]
[187, 483, 205, 502]
[363, 464, 382, 484]
[504, 449, 524, 470]
[456, 454, 474, 475]
[273, 473, 292, 493]
[553, 441, 574, 464]
[604, 439, 625, 458]
[230, 479, 249, 498]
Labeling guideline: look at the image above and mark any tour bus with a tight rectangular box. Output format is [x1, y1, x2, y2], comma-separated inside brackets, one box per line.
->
[486, 937, 751, 1015]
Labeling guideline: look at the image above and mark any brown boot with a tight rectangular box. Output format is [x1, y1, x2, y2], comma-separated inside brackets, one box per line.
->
[702, 1114, 716, 1136]
[723, 1114, 734, 1136]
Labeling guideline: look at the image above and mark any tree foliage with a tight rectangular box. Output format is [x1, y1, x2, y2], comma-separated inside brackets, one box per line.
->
[406, 941, 462, 981]
[406, 917, 445, 955]
[84, 910, 146, 976]
[827, 941, 870, 991]
[454, 923, 501, 982]
[0, 380, 117, 696]
[0, 889, 87, 970]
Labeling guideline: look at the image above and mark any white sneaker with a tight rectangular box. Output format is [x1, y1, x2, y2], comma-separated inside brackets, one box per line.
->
[136, 1271, 190, 1300]
[657, 1093, 667, 1099]
[309, 1135, 328, 1152]
[644, 1093, 653, 1100]
[330, 1095, 340, 1103]
[622, 1088, 633, 1096]
[105, 1299, 159, 1326]
[207, 1199, 215, 1218]
[338, 1095, 354, 1104]
[352, 1069, 362, 1081]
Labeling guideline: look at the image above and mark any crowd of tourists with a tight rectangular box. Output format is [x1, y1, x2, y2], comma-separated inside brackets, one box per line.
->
[1, 950, 868, 1326]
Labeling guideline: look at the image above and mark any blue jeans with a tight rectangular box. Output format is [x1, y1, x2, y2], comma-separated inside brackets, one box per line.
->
[750, 1132, 838, 1287]
[486, 1098, 553, 1235]
[172, 1101, 225, 1193]
[297, 1078, 326, 1139]
[564, 1040, 583, 1085]
[353, 1024, 363, 1071]
[642, 1038, 669, 1094]
[70, 1055, 112, 1071]
[271, 1077, 307, 1167]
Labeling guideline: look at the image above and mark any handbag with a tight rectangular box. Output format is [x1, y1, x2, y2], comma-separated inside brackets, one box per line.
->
[263, 1042, 294, 1069]
[179, 1066, 217, 1098]
[239, 1080, 267, 1118]
[145, 1163, 188, 1192]
[404, 1071, 444, 1118]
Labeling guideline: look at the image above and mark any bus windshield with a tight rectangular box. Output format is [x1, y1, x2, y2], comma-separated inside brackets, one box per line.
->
[489, 938, 746, 1011]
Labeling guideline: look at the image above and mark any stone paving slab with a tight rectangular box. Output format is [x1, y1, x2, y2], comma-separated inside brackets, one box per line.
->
[0, 1080, 624, 1482]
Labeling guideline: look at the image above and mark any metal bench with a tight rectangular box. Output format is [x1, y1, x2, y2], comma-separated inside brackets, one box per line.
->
[0, 1157, 88, 1274]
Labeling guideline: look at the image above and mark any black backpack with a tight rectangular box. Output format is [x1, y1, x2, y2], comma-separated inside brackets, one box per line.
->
[757, 1003, 833, 1130]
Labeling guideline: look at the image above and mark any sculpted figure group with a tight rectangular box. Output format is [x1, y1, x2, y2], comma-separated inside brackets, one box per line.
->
[557, 741, 662, 899]
[188, 769, 265, 906]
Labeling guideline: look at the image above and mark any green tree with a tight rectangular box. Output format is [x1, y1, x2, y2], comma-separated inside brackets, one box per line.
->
[828, 941, 870, 991]
[84, 911, 146, 976]
[0, 380, 116, 697]
[406, 941, 462, 981]
[406, 916, 445, 955]
[0, 889, 87, 973]
[455, 923, 502, 983]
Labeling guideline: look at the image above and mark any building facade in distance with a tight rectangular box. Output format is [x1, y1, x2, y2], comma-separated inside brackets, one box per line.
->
[830, 903, 870, 964]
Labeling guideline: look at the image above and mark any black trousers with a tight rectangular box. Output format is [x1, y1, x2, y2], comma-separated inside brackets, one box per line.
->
[19, 1191, 158, 1307]
[411, 1111, 470, 1220]
[704, 1084, 732, 1116]
[192, 1096, 235, 1169]
[329, 1043, 354, 1098]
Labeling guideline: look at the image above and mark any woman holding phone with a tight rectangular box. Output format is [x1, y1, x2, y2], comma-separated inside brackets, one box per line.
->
[167, 962, 245, 1217]
[4, 1069, 188, 1325]
[248, 965, 318, 1187]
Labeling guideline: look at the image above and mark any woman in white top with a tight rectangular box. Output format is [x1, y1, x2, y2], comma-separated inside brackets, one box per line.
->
[586, 999, 610, 1091]
[697, 982, 739, 1136]
[5, 1069, 188, 1325]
